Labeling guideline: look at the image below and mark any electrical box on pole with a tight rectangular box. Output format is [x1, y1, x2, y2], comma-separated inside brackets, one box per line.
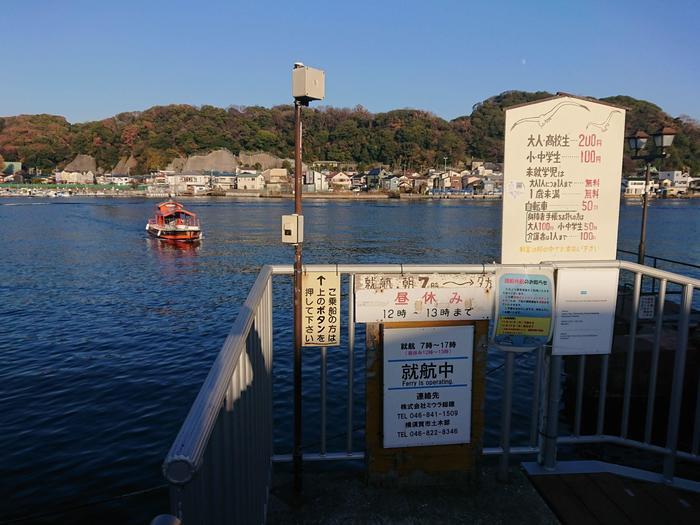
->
[292, 64, 325, 103]
[282, 214, 304, 244]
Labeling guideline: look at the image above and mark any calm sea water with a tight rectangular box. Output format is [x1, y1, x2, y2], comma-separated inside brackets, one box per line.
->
[1, 196, 699, 523]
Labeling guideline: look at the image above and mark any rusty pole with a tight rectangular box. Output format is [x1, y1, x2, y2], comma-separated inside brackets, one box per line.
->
[293, 99, 303, 494]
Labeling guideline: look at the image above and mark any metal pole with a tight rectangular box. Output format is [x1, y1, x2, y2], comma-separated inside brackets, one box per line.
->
[347, 274, 355, 454]
[293, 100, 303, 494]
[498, 352, 515, 481]
[543, 354, 562, 470]
[529, 345, 544, 448]
[638, 162, 651, 264]
[662, 284, 693, 481]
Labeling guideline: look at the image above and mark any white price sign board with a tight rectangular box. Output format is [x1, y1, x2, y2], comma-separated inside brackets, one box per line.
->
[355, 273, 493, 323]
[383, 325, 473, 448]
[552, 268, 619, 355]
[502, 95, 626, 264]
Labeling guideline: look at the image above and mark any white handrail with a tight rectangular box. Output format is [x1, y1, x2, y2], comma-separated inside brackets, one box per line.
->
[163, 265, 273, 484]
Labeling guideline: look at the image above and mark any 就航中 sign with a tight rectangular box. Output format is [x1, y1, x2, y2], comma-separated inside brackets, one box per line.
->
[383, 324, 473, 448]
[493, 267, 554, 350]
[355, 273, 493, 323]
[552, 268, 619, 355]
[501, 95, 626, 264]
[301, 271, 340, 347]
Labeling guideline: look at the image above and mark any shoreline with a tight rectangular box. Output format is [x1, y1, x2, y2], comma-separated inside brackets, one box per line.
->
[0, 189, 505, 201]
[2, 188, 699, 201]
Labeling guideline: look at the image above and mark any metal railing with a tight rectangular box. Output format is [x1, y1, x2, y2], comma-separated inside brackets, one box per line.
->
[157, 260, 700, 524]
[162, 267, 273, 525]
[148, 217, 201, 227]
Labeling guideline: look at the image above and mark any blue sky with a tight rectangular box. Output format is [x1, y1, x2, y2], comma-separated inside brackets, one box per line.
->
[2, 0, 698, 123]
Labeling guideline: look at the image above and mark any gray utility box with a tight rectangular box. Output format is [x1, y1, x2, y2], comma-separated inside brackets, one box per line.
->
[281, 214, 304, 244]
[292, 66, 325, 102]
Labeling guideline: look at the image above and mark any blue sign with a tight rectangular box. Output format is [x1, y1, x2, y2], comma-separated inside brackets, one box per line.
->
[493, 269, 554, 350]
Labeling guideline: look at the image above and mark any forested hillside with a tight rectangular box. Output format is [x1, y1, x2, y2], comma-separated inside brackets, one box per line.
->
[1, 91, 697, 174]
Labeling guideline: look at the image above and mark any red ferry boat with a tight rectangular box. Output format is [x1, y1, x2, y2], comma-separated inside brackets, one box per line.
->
[146, 201, 202, 242]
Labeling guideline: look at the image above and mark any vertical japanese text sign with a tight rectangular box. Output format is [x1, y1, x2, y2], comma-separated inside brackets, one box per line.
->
[301, 271, 341, 347]
[502, 95, 626, 264]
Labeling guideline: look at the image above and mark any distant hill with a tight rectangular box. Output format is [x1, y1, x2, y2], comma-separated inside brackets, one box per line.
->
[0, 92, 698, 174]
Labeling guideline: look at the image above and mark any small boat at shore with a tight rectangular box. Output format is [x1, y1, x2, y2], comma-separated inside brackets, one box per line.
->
[146, 200, 202, 242]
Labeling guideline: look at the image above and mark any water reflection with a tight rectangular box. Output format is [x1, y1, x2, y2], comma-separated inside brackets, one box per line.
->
[146, 238, 201, 257]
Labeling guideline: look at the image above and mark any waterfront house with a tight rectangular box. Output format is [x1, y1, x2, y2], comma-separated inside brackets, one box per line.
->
[237, 173, 265, 191]
[448, 172, 463, 191]
[412, 176, 431, 194]
[427, 172, 441, 190]
[366, 168, 388, 189]
[658, 170, 691, 194]
[166, 172, 211, 194]
[330, 171, 352, 191]
[106, 175, 134, 185]
[432, 171, 454, 190]
[350, 173, 366, 190]
[623, 177, 658, 197]
[212, 173, 237, 191]
[56, 170, 96, 184]
[398, 175, 413, 192]
[303, 170, 329, 192]
[688, 179, 700, 196]
[381, 176, 400, 192]
[464, 175, 483, 194]
[262, 168, 291, 193]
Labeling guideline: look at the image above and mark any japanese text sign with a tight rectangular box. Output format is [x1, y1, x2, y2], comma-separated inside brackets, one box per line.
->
[502, 95, 626, 264]
[301, 271, 341, 347]
[355, 273, 493, 323]
[552, 268, 618, 355]
[383, 325, 473, 448]
[493, 267, 554, 350]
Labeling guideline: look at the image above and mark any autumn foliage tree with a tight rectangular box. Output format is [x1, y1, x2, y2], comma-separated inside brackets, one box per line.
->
[0, 92, 697, 174]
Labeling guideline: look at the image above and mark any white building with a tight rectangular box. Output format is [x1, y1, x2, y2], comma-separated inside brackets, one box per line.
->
[237, 173, 265, 190]
[56, 170, 95, 184]
[166, 173, 211, 194]
[262, 168, 291, 192]
[330, 172, 352, 190]
[304, 170, 329, 192]
[213, 174, 237, 191]
[105, 175, 133, 185]
[623, 178, 658, 197]
[658, 171, 691, 192]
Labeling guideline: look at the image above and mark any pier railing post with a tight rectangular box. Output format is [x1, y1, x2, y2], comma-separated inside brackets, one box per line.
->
[542, 352, 561, 470]
[498, 352, 515, 481]
[662, 284, 692, 481]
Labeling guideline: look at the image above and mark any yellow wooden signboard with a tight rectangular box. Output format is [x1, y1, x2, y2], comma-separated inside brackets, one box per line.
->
[301, 271, 341, 347]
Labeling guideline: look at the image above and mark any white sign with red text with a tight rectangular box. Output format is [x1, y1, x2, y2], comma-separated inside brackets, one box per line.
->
[355, 273, 494, 323]
[502, 95, 626, 264]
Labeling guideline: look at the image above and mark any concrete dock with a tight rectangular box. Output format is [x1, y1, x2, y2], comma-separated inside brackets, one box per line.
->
[267, 461, 558, 524]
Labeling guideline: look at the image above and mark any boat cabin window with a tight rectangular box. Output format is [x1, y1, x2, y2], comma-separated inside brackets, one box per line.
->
[164, 212, 189, 224]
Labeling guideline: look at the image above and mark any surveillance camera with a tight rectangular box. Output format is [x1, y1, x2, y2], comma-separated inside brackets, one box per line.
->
[293, 62, 305, 69]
